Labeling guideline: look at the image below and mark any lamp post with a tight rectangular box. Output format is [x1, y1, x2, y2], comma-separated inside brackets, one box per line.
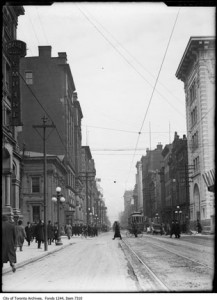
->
[175, 205, 182, 222]
[52, 187, 65, 245]
[155, 213, 159, 224]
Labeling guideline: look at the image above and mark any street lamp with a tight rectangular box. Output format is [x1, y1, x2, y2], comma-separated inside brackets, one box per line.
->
[175, 205, 182, 222]
[52, 186, 65, 245]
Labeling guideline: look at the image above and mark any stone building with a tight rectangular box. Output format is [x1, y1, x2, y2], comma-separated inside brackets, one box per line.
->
[176, 36, 215, 232]
[19, 151, 71, 228]
[2, 5, 26, 220]
[135, 161, 143, 213]
[80, 146, 96, 225]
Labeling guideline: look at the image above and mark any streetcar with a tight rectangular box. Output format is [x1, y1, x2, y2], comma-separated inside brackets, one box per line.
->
[126, 212, 144, 237]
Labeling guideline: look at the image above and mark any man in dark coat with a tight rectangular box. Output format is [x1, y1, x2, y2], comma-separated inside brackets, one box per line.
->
[132, 221, 138, 237]
[35, 220, 45, 249]
[175, 220, 181, 238]
[112, 221, 122, 240]
[47, 220, 54, 245]
[25, 221, 33, 246]
[170, 220, 176, 238]
[2, 215, 17, 272]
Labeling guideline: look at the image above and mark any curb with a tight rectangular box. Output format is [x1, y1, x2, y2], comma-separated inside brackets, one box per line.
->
[2, 241, 74, 275]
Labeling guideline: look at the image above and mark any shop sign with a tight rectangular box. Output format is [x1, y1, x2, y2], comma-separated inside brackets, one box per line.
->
[6, 40, 26, 126]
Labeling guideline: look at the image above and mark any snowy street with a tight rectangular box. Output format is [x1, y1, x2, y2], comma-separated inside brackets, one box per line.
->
[2, 231, 138, 292]
[2, 231, 214, 292]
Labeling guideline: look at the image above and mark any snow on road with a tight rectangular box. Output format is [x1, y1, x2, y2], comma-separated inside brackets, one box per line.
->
[2, 231, 139, 292]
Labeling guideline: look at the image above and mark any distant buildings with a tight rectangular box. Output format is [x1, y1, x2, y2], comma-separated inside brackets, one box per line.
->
[122, 36, 215, 234]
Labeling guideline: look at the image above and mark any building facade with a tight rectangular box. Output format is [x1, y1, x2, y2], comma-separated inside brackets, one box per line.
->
[18, 46, 84, 225]
[20, 151, 69, 229]
[135, 161, 143, 213]
[2, 5, 26, 220]
[141, 144, 163, 222]
[176, 36, 215, 232]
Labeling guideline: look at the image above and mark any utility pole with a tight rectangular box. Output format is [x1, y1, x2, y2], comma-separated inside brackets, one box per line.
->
[86, 172, 89, 226]
[33, 116, 55, 251]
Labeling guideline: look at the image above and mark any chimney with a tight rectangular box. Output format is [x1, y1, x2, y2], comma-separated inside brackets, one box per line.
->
[157, 143, 162, 150]
[38, 46, 52, 58]
[58, 52, 67, 63]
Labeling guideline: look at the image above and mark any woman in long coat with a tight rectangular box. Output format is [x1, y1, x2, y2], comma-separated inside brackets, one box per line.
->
[65, 223, 72, 239]
[15, 220, 26, 251]
[2, 215, 17, 272]
[112, 221, 122, 240]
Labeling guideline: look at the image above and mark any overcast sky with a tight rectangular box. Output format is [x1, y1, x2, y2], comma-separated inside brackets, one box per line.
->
[17, 3, 215, 224]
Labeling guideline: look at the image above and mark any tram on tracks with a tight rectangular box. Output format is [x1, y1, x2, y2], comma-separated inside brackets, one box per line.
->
[127, 212, 144, 234]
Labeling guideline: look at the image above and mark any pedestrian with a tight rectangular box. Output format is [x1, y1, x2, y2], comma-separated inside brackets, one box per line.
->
[175, 220, 181, 238]
[132, 221, 138, 237]
[47, 220, 54, 245]
[53, 222, 59, 243]
[112, 221, 122, 240]
[15, 220, 26, 251]
[196, 219, 202, 233]
[65, 223, 72, 239]
[25, 221, 33, 246]
[2, 215, 17, 272]
[170, 220, 176, 238]
[35, 220, 44, 249]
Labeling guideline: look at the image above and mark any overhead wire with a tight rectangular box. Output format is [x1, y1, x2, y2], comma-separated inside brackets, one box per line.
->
[81, 4, 184, 105]
[75, 3, 185, 118]
[126, 8, 181, 185]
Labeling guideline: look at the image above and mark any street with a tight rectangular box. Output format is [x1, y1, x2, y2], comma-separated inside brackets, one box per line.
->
[2, 231, 214, 292]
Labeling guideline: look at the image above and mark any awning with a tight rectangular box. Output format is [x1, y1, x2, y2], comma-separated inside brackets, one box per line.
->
[202, 169, 215, 193]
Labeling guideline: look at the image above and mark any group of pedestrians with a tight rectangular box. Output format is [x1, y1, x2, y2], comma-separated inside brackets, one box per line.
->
[170, 220, 181, 238]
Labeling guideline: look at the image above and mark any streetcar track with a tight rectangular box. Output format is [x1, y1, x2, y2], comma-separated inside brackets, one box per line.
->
[122, 239, 171, 291]
[135, 237, 214, 271]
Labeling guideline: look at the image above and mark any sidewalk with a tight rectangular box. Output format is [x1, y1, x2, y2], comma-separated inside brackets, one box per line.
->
[2, 235, 77, 275]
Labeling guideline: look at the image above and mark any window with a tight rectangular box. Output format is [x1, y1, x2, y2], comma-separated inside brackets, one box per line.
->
[25, 72, 33, 85]
[189, 80, 196, 105]
[32, 206, 40, 223]
[193, 156, 200, 173]
[192, 131, 199, 151]
[31, 177, 40, 193]
[191, 106, 198, 128]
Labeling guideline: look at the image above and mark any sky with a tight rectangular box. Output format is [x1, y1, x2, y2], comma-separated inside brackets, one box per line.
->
[16, 2, 215, 225]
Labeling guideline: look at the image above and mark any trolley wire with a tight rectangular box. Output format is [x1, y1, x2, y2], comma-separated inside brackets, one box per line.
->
[126, 8, 181, 185]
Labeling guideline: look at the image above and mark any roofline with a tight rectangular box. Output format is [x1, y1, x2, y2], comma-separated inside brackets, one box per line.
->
[176, 36, 215, 78]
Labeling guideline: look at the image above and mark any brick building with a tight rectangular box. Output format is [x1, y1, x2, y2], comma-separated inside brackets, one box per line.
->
[18, 46, 84, 225]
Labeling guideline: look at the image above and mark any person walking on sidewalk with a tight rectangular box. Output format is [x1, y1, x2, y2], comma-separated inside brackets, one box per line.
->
[35, 220, 45, 249]
[65, 223, 72, 239]
[2, 215, 17, 273]
[25, 221, 33, 246]
[175, 220, 181, 238]
[170, 220, 176, 238]
[15, 220, 26, 251]
[112, 221, 122, 240]
[47, 220, 54, 245]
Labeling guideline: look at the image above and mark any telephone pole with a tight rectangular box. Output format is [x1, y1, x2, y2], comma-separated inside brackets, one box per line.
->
[33, 116, 55, 251]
